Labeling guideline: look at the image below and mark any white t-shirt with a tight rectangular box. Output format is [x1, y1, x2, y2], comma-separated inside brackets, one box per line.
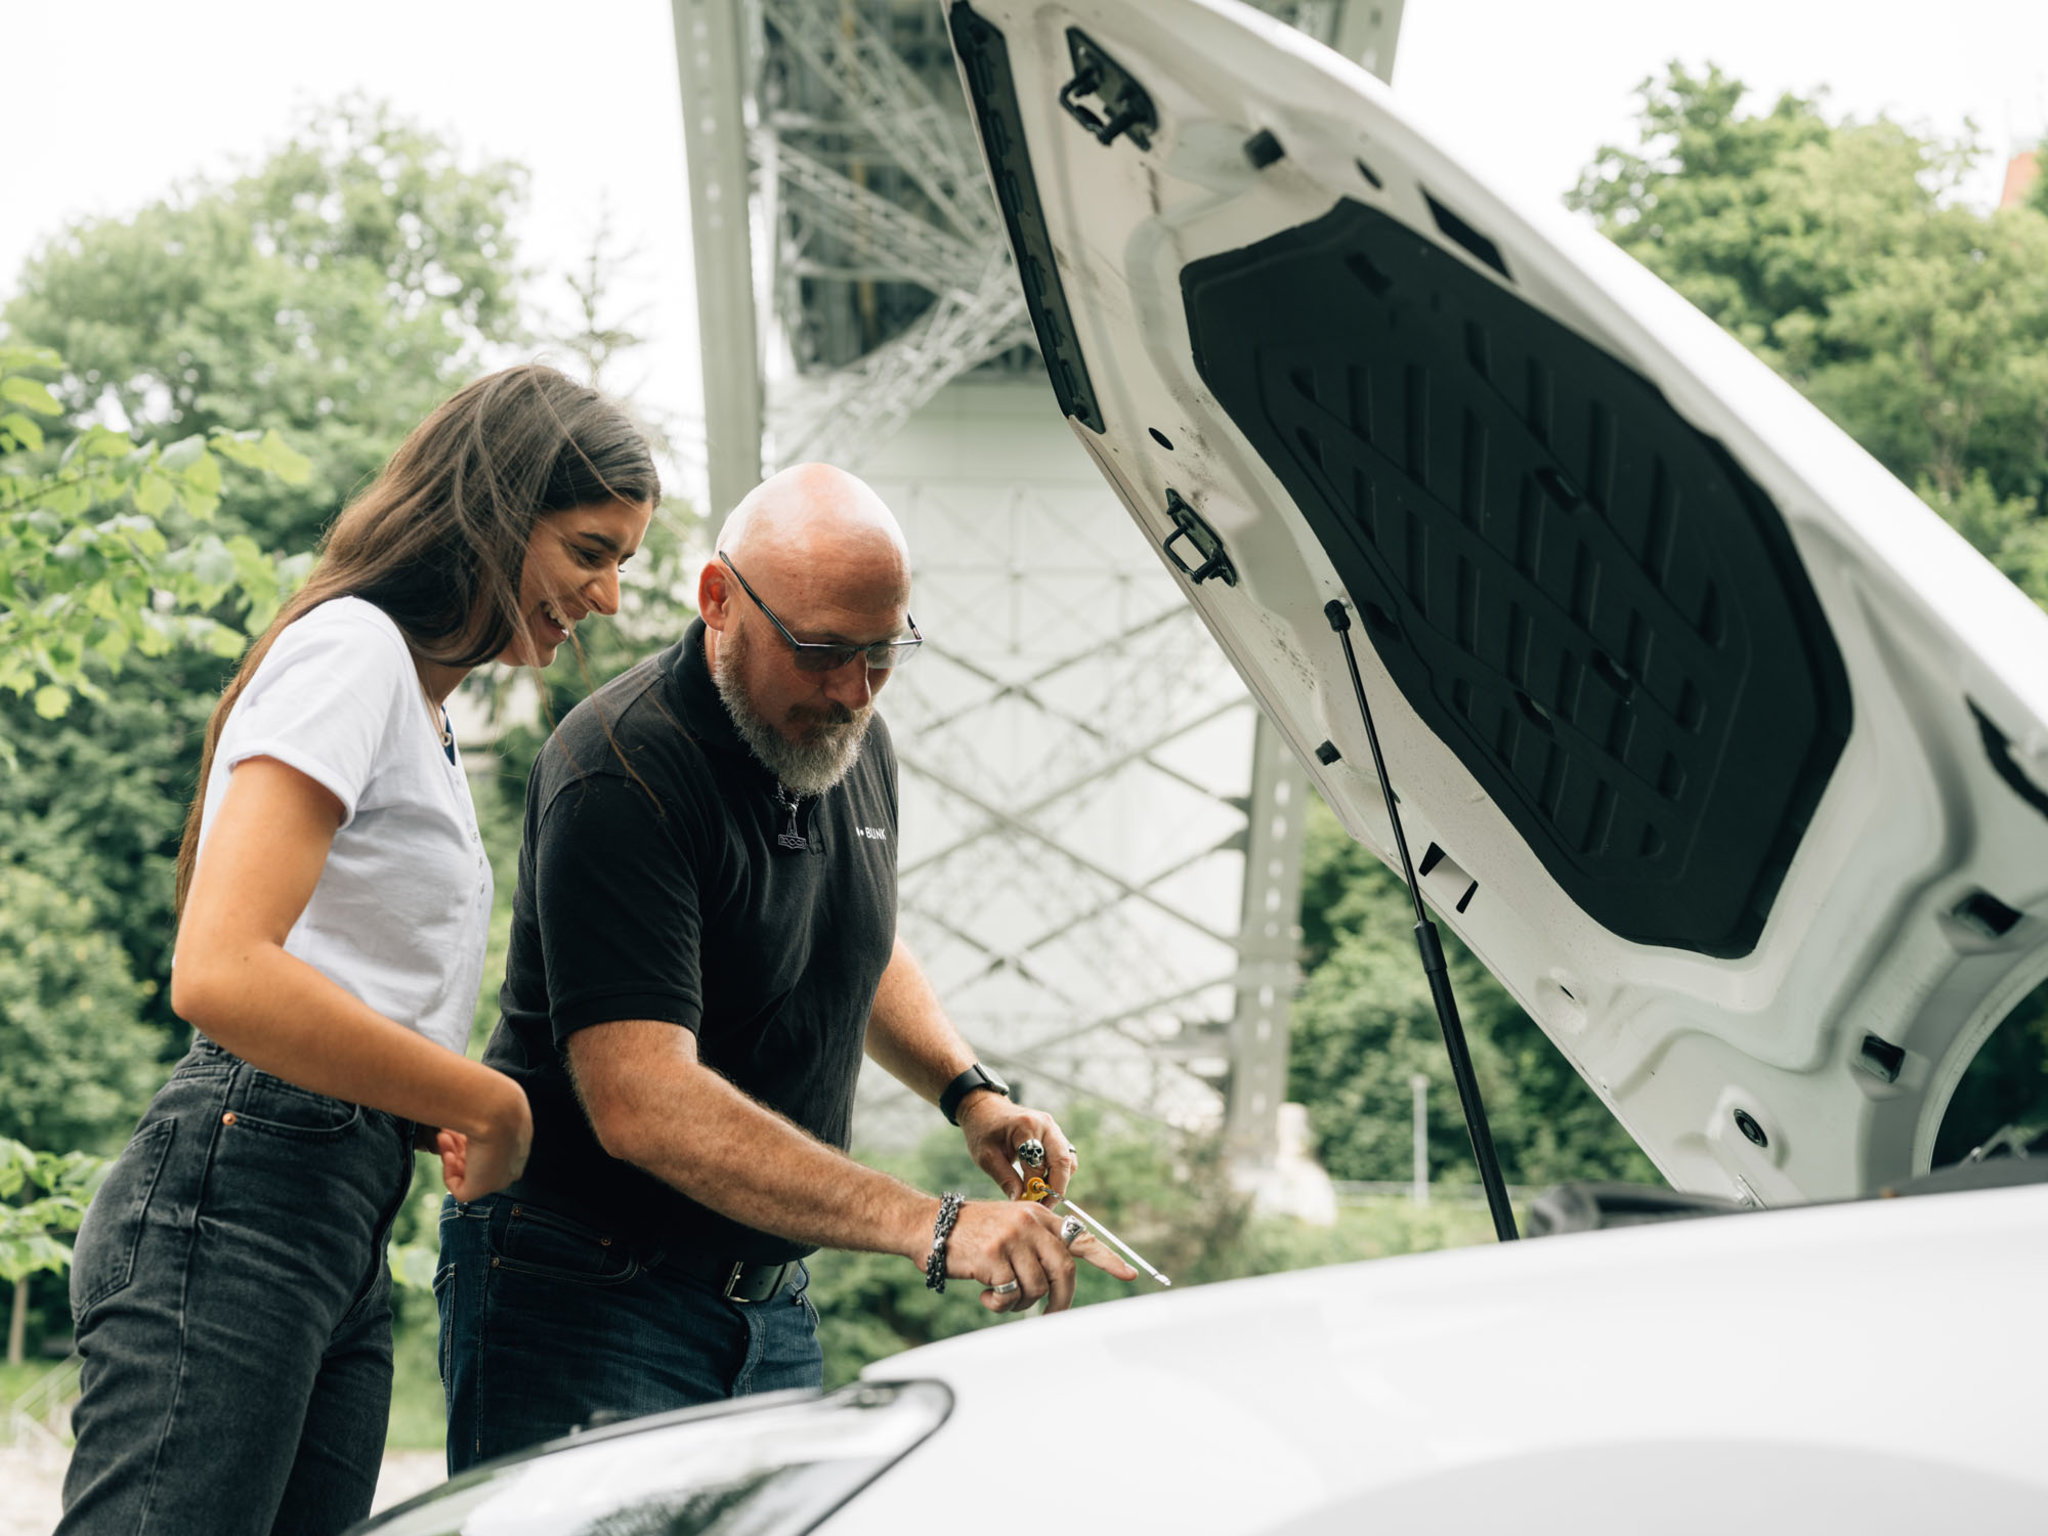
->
[193, 596, 493, 1056]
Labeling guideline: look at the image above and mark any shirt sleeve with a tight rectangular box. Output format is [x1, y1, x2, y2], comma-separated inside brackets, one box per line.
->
[533, 770, 710, 1042]
[216, 604, 415, 827]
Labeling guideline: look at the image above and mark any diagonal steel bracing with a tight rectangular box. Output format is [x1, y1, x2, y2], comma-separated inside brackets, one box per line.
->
[771, 252, 1031, 466]
[900, 695, 1245, 878]
[758, 0, 997, 242]
[764, 133, 986, 286]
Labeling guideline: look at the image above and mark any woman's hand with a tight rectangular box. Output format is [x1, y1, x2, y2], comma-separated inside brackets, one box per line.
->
[439, 1076, 533, 1202]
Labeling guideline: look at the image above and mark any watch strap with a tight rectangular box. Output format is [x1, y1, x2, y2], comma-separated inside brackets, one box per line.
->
[939, 1063, 1009, 1126]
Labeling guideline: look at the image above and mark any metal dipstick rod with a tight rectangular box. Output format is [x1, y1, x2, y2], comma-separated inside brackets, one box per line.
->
[1324, 601, 1519, 1242]
[1016, 1141, 1172, 1286]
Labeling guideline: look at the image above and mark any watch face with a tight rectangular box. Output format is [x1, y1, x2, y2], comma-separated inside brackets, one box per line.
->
[979, 1065, 1011, 1097]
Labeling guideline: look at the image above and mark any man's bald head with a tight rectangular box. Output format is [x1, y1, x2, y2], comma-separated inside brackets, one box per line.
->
[699, 463, 915, 790]
[716, 463, 910, 594]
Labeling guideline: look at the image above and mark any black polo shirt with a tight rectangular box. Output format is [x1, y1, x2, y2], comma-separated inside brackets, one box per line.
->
[485, 618, 899, 1262]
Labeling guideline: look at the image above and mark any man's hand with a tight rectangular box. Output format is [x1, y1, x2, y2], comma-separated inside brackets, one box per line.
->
[958, 1094, 1079, 1199]
[941, 1198, 1139, 1314]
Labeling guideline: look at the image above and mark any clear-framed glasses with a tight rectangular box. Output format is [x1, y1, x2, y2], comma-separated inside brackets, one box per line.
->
[716, 552, 923, 673]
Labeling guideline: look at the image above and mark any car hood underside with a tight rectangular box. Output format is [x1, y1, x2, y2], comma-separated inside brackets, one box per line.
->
[946, 0, 2048, 1201]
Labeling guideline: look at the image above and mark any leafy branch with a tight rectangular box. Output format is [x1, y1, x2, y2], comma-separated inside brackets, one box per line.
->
[0, 345, 315, 734]
[0, 1137, 108, 1286]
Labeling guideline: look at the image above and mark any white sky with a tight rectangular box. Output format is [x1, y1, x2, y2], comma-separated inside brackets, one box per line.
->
[4, 0, 2044, 510]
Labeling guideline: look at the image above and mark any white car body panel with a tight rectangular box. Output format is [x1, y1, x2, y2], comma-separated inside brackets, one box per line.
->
[943, 0, 2048, 1202]
[836, 1185, 2048, 1533]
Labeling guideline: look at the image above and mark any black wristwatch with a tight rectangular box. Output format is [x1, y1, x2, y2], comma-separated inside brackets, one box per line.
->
[939, 1062, 1011, 1126]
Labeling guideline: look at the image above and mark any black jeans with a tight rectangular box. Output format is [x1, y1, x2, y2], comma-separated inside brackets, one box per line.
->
[437, 1194, 823, 1474]
[59, 1037, 414, 1536]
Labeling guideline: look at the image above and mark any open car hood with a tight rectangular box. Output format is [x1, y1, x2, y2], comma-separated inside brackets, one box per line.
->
[945, 0, 2048, 1202]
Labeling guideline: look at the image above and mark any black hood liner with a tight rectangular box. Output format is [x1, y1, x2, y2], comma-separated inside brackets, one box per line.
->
[1185, 199, 1850, 956]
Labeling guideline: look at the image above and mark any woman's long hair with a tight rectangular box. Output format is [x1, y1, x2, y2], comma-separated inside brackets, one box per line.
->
[173, 363, 660, 912]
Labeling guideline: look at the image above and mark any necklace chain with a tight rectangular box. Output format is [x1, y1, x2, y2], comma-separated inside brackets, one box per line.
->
[416, 677, 453, 750]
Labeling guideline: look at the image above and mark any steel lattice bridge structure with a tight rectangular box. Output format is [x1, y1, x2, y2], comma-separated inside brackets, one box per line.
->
[670, 0, 1404, 1161]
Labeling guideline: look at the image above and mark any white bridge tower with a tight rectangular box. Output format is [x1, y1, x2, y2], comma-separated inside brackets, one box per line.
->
[671, 0, 1405, 1161]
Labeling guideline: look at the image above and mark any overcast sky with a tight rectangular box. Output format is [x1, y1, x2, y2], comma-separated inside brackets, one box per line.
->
[5, 0, 2044, 507]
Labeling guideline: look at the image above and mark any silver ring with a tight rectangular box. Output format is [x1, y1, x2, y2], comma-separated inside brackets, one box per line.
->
[988, 1279, 1020, 1296]
[1017, 1138, 1046, 1168]
[1059, 1216, 1085, 1246]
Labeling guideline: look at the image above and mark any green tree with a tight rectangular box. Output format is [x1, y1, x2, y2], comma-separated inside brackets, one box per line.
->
[0, 345, 308, 735]
[1288, 796, 1655, 1188]
[1571, 64, 2048, 605]
[0, 865, 161, 1156]
[0, 340, 310, 1358]
[0, 340, 308, 1041]
[5, 98, 528, 555]
[0, 860, 157, 1364]
[0, 104, 531, 1044]
[0, 1139, 106, 1366]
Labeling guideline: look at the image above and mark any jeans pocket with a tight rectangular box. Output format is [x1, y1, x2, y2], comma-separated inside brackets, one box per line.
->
[488, 1201, 638, 1287]
[433, 1262, 458, 1391]
[230, 1069, 363, 1140]
[71, 1117, 178, 1322]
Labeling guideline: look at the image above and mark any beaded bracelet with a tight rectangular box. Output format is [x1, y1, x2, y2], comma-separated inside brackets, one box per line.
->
[924, 1192, 965, 1293]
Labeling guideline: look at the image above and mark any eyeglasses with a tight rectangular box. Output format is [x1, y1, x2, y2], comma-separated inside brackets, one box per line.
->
[716, 552, 923, 673]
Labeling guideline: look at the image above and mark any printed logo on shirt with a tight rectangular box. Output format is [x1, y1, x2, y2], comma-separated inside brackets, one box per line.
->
[854, 826, 888, 841]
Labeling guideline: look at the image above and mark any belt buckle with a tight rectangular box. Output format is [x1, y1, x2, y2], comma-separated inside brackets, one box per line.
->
[723, 1259, 790, 1304]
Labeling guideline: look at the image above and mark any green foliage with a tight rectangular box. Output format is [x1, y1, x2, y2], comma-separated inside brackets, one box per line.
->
[0, 346, 308, 739]
[0, 865, 163, 1153]
[0, 1137, 107, 1285]
[1288, 796, 1656, 1188]
[1571, 64, 2048, 606]
[4, 99, 528, 556]
[0, 670, 221, 1032]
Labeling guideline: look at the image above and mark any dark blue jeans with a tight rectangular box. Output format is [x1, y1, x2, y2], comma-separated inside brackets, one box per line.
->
[59, 1037, 414, 1536]
[436, 1194, 823, 1473]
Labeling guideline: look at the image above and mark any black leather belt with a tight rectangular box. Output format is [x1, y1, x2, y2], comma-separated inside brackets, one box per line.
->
[666, 1248, 800, 1305]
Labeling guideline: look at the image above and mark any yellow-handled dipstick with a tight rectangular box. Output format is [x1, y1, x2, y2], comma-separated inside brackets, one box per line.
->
[1015, 1139, 1171, 1288]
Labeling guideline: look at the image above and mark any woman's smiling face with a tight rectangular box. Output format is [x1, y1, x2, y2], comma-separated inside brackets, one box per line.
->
[500, 498, 654, 667]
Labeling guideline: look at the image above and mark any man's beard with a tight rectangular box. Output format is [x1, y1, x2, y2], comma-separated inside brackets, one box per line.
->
[712, 621, 873, 796]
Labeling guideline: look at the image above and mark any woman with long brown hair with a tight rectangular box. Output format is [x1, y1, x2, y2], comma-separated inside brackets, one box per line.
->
[58, 364, 659, 1536]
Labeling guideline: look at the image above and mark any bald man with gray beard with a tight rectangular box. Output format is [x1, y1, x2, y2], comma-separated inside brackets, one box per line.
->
[436, 464, 1132, 1470]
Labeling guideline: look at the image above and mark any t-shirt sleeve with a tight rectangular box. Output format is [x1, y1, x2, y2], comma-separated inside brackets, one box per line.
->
[217, 605, 414, 827]
[533, 770, 709, 1042]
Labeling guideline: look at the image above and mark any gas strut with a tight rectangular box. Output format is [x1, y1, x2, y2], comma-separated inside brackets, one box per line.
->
[1325, 601, 1519, 1242]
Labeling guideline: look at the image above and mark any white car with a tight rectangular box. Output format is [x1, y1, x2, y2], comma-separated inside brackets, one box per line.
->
[356, 2, 2048, 1530]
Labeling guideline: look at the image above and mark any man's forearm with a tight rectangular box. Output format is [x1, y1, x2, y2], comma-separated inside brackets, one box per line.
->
[865, 937, 978, 1103]
[570, 1019, 937, 1261]
[567, 1019, 1129, 1314]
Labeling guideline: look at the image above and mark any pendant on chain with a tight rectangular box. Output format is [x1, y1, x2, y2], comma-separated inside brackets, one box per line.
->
[774, 784, 808, 850]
